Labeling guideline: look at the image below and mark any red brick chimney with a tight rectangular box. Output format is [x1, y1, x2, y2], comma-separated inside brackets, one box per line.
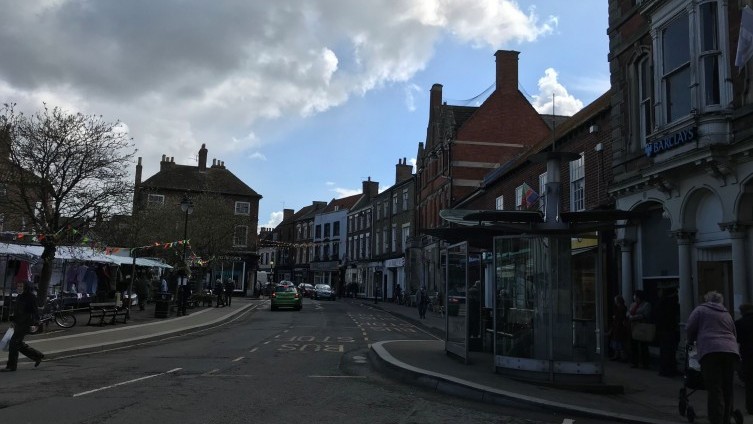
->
[283, 208, 294, 221]
[495, 50, 520, 95]
[362, 177, 379, 199]
[395, 158, 412, 183]
[198, 143, 208, 171]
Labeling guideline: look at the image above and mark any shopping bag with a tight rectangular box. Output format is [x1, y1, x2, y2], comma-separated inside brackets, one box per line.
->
[631, 322, 656, 342]
[1, 327, 13, 352]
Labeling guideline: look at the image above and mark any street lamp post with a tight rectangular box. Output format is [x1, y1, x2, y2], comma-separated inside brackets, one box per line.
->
[178, 194, 194, 316]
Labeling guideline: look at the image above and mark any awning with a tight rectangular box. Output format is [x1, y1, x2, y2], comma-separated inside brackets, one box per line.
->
[105, 255, 173, 269]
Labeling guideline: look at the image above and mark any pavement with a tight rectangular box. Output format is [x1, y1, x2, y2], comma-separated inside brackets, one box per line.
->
[0, 296, 746, 424]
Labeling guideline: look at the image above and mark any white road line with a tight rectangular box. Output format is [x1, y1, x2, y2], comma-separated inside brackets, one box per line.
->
[249, 347, 258, 353]
[263, 341, 271, 344]
[562, 419, 575, 424]
[232, 356, 244, 362]
[73, 368, 182, 397]
[308, 375, 366, 379]
[203, 369, 220, 376]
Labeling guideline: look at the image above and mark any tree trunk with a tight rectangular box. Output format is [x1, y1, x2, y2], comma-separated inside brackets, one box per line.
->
[38, 244, 57, 306]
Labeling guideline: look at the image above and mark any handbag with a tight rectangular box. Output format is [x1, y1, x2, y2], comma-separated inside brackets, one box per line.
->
[1, 327, 14, 352]
[631, 322, 656, 342]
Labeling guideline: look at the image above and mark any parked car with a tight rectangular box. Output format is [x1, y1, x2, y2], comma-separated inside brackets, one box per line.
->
[278, 280, 295, 288]
[313, 284, 336, 300]
[297, 283, 315, 297]
[271, 285, 302, 311]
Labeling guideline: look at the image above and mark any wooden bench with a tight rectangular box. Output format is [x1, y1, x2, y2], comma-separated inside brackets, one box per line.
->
[87, 302, 129, 326]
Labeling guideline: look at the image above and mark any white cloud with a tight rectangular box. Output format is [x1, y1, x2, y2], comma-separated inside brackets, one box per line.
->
[325, 181, 335, 186]
[409, 157, 417, 172]
[332, 187, 360, 198]
[530, 68, 584, 117]
[0, 0, 556, 178]
[403, 83, 421, 111]
[262, 211, 284, 229]
[248, 152, 267, 161]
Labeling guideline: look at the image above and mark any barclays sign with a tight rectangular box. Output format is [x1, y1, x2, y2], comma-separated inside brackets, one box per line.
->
[644, 127, 696, 157]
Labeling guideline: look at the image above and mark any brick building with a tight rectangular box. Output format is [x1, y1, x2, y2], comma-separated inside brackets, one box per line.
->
[412, 50, 560, 292]
[134, 144, 262, 293]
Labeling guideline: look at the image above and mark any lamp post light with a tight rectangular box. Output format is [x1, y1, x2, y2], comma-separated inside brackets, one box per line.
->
[178, 194, 194, 316]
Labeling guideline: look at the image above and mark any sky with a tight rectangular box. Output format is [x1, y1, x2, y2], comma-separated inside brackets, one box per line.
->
[0, 0, 610, 231]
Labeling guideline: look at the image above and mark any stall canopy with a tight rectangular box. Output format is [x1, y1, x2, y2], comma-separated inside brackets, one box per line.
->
[0, 243, 172, 269]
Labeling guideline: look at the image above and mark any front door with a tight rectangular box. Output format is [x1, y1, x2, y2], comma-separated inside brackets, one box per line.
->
[697, 260, 733, 308]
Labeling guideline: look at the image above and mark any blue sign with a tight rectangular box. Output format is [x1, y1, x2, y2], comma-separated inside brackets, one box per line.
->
[644, 127, 696, 157]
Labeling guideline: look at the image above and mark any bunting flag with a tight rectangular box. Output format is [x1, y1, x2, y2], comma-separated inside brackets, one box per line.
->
[524, 185, 539, 208]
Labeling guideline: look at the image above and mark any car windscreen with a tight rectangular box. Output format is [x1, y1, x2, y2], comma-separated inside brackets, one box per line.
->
[275, 286, 296, 293]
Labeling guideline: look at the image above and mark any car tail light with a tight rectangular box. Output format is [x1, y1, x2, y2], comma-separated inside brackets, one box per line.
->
[271, 292, 276, 298]
[294, 293, 300, 299]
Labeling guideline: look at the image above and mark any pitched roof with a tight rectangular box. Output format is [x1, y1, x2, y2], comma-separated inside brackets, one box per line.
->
[141, 164, 261, 198]
[324, 194, 360, 212]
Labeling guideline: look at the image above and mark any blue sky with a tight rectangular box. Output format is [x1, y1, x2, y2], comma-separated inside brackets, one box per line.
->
[0, 1, 610, 230]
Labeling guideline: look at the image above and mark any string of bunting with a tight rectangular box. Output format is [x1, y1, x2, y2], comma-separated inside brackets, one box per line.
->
[258, 240, 317, 249]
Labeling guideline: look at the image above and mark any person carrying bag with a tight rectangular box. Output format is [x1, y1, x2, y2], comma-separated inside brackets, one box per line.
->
[3, 281, 44, 372]
[627, 289, 653, 369]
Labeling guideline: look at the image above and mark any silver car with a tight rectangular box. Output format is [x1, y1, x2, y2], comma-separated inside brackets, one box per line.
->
[313, 284, 336, 300]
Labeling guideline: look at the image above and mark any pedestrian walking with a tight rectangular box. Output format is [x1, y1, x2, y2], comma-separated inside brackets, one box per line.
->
[735, 303, 753, 415]
[135, 271, 149, 311]
[214, 279, 225, 308]
[686, 291, 740, 424]
[627, 289, 652, 369]
[655, 285, 680, 376]
[224, 279, 234, 306]
[3, 281, 44, 372]
[417, 286, 428, 319]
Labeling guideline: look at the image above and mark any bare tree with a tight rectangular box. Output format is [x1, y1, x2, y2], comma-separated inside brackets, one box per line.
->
[0, 103, 136, 302]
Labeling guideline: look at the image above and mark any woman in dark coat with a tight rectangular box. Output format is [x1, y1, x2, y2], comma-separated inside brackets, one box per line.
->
[3, 282, 44, 372]
[608, 295, 629, 361]
[735, 303, 753, 414]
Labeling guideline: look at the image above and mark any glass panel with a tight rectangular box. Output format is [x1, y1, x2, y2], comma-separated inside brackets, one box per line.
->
[700, 2, 718, 52]
[495, 236, 577, 361]
[572, 250, 598, 362]
[666, 65, 691, 122]
[494, 237, 539, 359]
[446, 243, 467, 359]
[703, 54, 720, 105]
[662, 13, 690, 73]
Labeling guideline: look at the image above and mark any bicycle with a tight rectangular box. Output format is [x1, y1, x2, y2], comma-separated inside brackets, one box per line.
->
[32, 294, 77, 333]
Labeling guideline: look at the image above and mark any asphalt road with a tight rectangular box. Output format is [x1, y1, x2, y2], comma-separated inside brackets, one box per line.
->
[0, 298, 603, 423]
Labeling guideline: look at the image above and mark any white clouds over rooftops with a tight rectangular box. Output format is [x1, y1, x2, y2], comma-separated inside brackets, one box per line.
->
[0, 0, 557, 177]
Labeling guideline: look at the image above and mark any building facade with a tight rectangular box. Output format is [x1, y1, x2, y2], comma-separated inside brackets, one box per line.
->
[312, 194, 359, 294]
[345, 178, 379, 297]
[372, 158, 415, 300]
[413, 50, 559, 294]
[134, 144, 261, 293]
[607, 0, 753, 320]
